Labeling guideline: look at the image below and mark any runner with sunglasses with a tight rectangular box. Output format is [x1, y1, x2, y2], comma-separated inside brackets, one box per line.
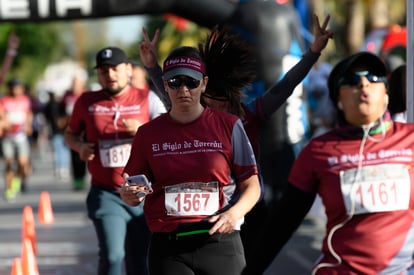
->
[138, 14, 333, 266]
[119, 45, 261, 275]
[242, 52, 414, 275]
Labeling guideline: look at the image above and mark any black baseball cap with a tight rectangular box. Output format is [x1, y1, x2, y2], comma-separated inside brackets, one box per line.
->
[328, 52, 387, 105]
[7, 78, 23, 87]
[95, 47, 128, 68]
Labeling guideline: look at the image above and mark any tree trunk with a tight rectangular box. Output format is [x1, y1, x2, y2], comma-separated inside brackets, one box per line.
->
[346, 0, 365, 53]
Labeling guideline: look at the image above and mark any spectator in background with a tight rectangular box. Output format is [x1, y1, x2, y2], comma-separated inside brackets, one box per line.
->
[61, 73, 89, 190]
[306, 61, 334, 227]
[307, 61, 336, 138]
[383, 45, 406, 74]
[43, 91, 70, 180]
[388, 64, 406, 123]
[0, 78, 33, 200]
[25, 83, 44, 158]
[0, 32, 20, 85]
[129, 60, 150, 90]
[130, 59, 170, 109]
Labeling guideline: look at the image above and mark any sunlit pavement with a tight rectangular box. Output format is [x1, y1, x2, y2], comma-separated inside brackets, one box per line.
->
[0, 143, 97, 275]
[0, 141, 325, 275]
[264, 216, 325, 274]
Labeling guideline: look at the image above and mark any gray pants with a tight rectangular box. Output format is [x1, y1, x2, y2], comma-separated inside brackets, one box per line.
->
[87, 186, 151, 275]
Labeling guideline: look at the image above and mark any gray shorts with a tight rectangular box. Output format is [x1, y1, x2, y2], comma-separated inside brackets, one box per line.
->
[1, 135, 30, 159]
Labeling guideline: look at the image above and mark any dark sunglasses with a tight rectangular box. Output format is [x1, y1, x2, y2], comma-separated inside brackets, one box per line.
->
[338, 71, 388, 87]
[166, 77, 201, 89]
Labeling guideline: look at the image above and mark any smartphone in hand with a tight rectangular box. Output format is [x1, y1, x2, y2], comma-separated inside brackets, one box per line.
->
[126, 174, 153, 196]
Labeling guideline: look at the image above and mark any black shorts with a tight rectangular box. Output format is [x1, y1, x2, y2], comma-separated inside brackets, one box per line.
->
[150, 226, 245, 275]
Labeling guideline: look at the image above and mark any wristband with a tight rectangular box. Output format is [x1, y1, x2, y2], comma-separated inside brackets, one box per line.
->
[7, 48, 17, 56]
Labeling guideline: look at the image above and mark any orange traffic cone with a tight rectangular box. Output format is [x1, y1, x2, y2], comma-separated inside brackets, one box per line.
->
[21, 238, 39, 275]
[38, 191, 54, 224]
[10, 257, 23, 275]
[22, 206, 37, 255]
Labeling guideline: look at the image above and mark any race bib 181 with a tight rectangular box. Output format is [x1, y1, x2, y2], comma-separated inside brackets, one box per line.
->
[99, 138, 133, 168]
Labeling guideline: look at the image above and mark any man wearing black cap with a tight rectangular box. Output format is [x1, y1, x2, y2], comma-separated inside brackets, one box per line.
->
[64, 46, 166, 275]
[60, 73, 88, 190]
[243, 52, 414, 275]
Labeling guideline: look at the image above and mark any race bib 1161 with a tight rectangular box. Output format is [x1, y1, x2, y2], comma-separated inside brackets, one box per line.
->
[340, 164, 411, 215]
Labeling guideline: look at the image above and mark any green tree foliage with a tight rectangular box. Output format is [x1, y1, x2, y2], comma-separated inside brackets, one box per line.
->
[126, 15, 210, 66]
[0, 23, 64, 91]
[314, 0, 406, 59]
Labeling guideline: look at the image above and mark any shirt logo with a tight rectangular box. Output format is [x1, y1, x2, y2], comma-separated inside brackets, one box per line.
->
[101, 49, 112, 60]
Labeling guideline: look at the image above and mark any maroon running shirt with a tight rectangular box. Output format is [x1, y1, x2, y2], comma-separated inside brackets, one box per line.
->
[124, 108, 258, 232]
[290, 122, 414, 274]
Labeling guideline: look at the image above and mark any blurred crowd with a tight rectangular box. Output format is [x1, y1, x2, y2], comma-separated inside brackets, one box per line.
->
[0, 31, 161, 201]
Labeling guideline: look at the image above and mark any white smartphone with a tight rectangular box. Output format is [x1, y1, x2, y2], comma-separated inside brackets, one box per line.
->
[126, 174, 153, 193]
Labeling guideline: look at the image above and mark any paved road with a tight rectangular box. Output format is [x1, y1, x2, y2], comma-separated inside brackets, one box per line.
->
[0, 144, 325, 275]
[0, 146, 97, 275]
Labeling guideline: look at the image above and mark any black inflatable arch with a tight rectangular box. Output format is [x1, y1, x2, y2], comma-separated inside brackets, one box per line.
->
[1, 0, 305, 201]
